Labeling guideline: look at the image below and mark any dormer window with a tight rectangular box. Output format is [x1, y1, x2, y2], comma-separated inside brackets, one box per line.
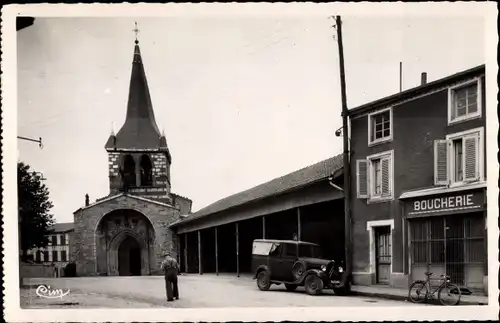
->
[368, 107, 393, 146]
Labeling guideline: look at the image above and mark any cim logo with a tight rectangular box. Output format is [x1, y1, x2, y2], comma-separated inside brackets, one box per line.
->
[35, 285, 70, 299]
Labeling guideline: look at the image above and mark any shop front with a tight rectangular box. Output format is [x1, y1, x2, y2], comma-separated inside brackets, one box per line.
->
[401, 187, 487, 293]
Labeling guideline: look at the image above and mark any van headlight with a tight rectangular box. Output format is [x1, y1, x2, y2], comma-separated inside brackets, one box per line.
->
[321, 265, 326, 271]
[338, 266, 343, 273]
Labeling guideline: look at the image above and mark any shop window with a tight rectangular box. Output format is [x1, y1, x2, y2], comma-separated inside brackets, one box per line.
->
[356, 150, 394, 202]
[448, 78, 481, 124]
[434, 127, 484, 186]
[410, 214, 485, 287]
[368, 107, 392, 146]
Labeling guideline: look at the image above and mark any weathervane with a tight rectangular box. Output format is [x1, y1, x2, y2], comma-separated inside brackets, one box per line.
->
[133, 21, 140, 44]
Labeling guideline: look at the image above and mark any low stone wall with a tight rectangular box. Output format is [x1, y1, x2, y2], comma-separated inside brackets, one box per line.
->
[20, 263, 58, 278]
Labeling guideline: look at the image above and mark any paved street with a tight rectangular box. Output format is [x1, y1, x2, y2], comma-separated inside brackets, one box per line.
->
[22, 274, 426, 308]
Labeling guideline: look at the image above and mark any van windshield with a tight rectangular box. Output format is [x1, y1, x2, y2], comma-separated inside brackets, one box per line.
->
[298, 244, 323, 258]
[252, 242, 274, 255]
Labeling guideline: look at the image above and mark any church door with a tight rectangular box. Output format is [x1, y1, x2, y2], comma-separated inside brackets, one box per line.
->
[118, 236, 142, 276]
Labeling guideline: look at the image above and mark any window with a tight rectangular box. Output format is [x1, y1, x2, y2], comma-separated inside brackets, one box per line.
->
[269, 243, 282, 257]
[121, 154, 137, 188]
[51, 235, 58, 246]
[140, 155, 153, 186]
[356, 150, 394, 201]
[52, 250, 58, 262]
[60, 234, 66, 245]
[43, 251, 49, 262]
[448, 78, 482, 124]
[368, 108, 392, 145]
[282, 244, 297, 257]
[434, 127, 484, 186]
[60, 250, 67, 262]
[298, 244, 323, 258]
[410, 214, 485, 287]
[36, 250, 42, 262]
[252, 242, 274, 256]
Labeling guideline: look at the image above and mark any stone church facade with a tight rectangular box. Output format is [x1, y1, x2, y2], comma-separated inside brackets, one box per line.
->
[72, 37, 192, 276]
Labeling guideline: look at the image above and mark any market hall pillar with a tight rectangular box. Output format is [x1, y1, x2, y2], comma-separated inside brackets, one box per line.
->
[236, 222, 240, 278]
[215, 227, 219, 276]
[198, 230, 203, 275]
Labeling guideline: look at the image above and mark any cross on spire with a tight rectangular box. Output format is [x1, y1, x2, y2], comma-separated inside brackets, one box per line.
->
[133, 22, 140, 44]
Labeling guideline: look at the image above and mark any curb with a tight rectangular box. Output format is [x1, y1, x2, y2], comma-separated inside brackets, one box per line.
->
[350, 290, 487, 306]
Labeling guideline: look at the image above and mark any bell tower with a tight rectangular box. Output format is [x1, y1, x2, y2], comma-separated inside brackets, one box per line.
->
[105, 24, 172, 204]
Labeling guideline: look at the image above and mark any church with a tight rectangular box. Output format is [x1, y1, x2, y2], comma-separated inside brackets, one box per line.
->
[72, 34, 192, 276]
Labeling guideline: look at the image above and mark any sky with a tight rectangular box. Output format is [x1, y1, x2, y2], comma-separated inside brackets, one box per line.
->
[17, 16, 485, 223]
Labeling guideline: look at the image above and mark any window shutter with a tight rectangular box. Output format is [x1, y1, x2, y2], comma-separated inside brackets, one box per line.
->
[381, 157, 391, 196]
[463, 134, 479, 182]
[356, 160, 368, 198]
[434, 140, 449, 185]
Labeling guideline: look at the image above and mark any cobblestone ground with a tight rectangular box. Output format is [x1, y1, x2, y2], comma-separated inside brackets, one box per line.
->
[22, 274, 426, 308]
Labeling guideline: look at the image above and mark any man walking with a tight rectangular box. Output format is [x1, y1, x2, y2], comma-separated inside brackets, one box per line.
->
[161, 253, 179, 302]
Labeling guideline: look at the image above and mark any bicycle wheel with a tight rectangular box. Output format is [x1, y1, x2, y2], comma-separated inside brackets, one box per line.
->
[438, 283, 461, 306]
[408, 281, 427, 303]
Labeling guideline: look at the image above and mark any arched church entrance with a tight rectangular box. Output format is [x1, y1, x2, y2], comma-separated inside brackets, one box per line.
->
[95, 209, 156, 276]
[118, 236, 142, 276]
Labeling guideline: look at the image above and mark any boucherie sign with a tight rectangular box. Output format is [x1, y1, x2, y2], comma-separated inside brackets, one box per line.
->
[407, 190, 485, 216]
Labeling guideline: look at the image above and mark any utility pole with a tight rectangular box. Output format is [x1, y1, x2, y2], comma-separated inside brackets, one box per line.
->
[335, 15, 353, 291]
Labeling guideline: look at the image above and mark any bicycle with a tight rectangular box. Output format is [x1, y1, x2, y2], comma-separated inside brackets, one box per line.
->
[408, 272, 461, 305]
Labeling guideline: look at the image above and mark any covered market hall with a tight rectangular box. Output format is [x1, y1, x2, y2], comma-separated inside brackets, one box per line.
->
[170, 154, 346, 276]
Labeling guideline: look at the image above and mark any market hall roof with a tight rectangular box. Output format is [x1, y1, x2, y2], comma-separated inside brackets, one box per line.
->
[105, 38, 171, 161]
[171, 154, 344, 228]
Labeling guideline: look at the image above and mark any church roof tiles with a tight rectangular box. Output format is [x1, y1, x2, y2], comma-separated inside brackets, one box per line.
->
[105, 40, 170, 157]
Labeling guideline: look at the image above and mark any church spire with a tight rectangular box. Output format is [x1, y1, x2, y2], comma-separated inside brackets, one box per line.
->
[105, 23, 169, 158]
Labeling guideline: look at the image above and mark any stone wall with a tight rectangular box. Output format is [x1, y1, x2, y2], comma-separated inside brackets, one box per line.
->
[73, 195, 181, 276]
[107, 152, 171, 196]
[171, 193, 193, 215]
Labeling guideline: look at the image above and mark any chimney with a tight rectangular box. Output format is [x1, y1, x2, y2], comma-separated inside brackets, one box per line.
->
[85, 194, 89, 207]
[421, 72, 427, 85]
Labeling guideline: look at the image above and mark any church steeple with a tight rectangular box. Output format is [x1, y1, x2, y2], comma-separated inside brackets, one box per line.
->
[105, 24, 170, 162]
[105, 24, 172, 202]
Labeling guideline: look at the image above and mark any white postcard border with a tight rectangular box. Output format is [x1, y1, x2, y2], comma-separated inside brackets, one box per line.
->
[2, 2, 498, 322]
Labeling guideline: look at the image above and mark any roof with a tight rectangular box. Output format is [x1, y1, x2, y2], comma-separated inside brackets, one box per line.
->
[105, 40, 170, 161]
[253, 239, 319, 246]
[48, 222, 74, 233]
[347, 64, 485, 117]
[172, 154, 343, 227]
[73, 192, 177, 214]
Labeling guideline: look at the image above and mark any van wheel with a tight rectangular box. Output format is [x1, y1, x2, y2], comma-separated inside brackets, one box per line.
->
[257, 271, 271, 291]
[304, 275, 323, 295]
[285, 284, 297, 291]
